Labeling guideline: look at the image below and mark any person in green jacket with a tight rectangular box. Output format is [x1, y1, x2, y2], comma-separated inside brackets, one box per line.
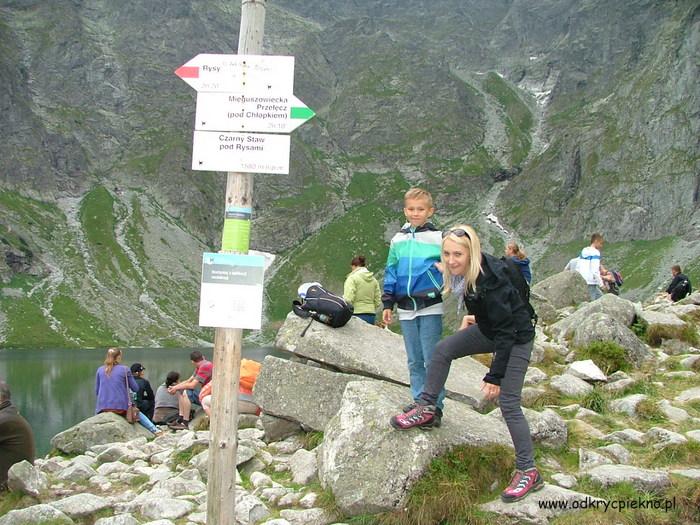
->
[343, 255, 382, 324]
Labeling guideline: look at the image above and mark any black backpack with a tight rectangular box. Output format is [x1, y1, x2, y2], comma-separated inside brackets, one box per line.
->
[292, 284, 354, 329]
[500, 257, 538, 325]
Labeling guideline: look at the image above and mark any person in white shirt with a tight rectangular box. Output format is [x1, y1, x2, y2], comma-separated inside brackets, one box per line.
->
[577, 233, 605, 300]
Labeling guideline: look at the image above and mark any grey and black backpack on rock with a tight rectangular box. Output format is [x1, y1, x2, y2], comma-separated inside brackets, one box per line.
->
[292, 284, 354, 329]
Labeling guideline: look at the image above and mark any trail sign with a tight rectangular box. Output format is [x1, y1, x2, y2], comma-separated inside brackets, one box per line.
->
[191, 131, 290, 174]
[195, 92, 315, 133]
[175, 54, 294, 93]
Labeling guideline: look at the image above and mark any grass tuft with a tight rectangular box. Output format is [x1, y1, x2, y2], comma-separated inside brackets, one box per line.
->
[576, 341, 631, 375]
[580, 387, 609, 414]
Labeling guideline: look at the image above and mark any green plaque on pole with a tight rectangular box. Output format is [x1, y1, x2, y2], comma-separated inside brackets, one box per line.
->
[222, 206, 252, 252]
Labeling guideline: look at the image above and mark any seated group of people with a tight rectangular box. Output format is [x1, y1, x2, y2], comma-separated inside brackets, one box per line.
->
[132, 351, 261, 431]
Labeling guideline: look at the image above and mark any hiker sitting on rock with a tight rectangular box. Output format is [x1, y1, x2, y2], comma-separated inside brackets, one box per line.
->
[0, 378, 35, 491]
[167, 350, 213, 430]
[666, 265, 692, 302]
[95, 348, 160, 436]
[153, 371, 181, 425]
[130, 362, 155, 421]
[390, 225, 543, 503]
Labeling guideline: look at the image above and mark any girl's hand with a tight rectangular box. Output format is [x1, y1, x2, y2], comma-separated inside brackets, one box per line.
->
[460, 315, 476, 330]
[382, 308, 393, 325]
[480, 381, 500, 401]
[435, 261, 444, 273]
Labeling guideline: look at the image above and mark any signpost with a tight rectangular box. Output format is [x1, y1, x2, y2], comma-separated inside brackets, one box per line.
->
[175, 2, 315, 522]
[195, 92, 314, 133]
[175, 53, 294, 93]
[191, 130, 290, 174]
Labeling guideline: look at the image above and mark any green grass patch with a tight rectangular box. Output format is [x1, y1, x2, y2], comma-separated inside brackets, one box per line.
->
[78, 185, 141, 284]
[0, 490, 36, 517]
[127, 474, 150, 487]
[1, 293, 68, 348]
[647, 440, 700, 468]
[50, 293, 120, 346]
[172, 444, 207, 468]
[634, 398, 667, 423]
[576, 341, 631, 375]
[580, 387, 609, 414]
[301, 431, 324, 451]
[645, 323, 699, 347]
[350, 444, 513, 525]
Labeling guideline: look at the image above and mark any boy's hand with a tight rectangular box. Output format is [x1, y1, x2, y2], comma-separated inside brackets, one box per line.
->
[382, 308, 393, 325]
[460, 315, 476, 330]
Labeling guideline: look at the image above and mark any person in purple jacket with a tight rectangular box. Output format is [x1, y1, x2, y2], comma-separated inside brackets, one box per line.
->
[95, 348, 160, 435]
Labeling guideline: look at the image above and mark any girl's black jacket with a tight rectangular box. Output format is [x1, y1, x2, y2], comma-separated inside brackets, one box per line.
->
[464, 253, 535, 385]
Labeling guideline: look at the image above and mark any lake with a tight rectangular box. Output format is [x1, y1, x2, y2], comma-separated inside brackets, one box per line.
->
[0, 346, 285, 455]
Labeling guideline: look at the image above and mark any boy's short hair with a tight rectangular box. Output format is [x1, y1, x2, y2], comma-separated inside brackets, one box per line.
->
[404, 187, 433, 208]
[590, 233, 603, 244]
[672, 264, 682, 273]
[190, 350, 204, 362]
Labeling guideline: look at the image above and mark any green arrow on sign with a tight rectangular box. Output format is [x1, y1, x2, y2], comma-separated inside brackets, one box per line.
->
[288, 95, 315, 131]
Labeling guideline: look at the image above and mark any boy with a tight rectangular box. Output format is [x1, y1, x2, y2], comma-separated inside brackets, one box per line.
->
[382, 188, 445, 423]
[167, 350, 213, 430]
[577, 233, 605, 301]
[130, 363, 155, 421]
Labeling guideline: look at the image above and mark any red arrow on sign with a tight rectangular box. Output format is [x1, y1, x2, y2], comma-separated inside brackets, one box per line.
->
[175, 66, 199, 79]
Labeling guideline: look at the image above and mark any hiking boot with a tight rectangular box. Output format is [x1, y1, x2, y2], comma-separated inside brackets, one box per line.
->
[403, 403, 443, 424]
[390, 403, 439, 430]
[500, 468, 544, 502]
[168, 420, 188, 430]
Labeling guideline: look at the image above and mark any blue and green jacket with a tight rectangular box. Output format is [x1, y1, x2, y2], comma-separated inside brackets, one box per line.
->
[382, 222, 443, 311]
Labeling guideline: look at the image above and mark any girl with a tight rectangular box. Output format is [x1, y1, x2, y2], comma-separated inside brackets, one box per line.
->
[95, 348, 160, 436]
[343, 255, 382, 324]
[505, 241, 532, 284]
[390, 225, 542, 503]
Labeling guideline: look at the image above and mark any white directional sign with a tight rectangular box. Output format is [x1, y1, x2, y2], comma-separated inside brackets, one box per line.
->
[175, 54, 294, 93]
[195, 92, 315, 133]
[191, 131, 290, 174]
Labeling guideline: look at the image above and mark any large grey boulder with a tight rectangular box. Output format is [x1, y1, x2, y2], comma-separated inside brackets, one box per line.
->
[529, 291, 558, 325]
[640, 310, 686, 330]
[0, 504, 73, 525]
[489, 407, 567, 448]
[532, 270, 589, 309]
[571, 313, 654, 368]
[275, 313, 489, 409]
[50, 494, 111, 519]
[50, 412, 152, 454]
[318, 381, 512, 516]
[254, 356, 375, 431]
[7, 460, 48, 497]
[480, 484, 604, 523]
[549, 294, 637, 341]
[585, 465, 671, 492]
[550, 374, 593, 397]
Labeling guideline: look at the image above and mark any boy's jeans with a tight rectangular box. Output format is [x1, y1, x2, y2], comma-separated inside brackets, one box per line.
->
[400, 314, 445, 409]
[588, 284, 603, 301]
[138, 412, 158, 433]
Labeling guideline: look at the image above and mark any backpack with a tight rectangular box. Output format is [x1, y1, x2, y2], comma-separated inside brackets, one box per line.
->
[500, 257, 538, 326]
[611, 270, 624, 287]
[292, 284, 354, 329]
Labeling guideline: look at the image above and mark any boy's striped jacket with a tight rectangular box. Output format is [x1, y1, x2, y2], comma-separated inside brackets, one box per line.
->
[382, 222, 443, 311]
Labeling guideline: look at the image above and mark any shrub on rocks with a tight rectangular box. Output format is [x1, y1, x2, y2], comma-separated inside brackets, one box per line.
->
[575, 341, 630, 375]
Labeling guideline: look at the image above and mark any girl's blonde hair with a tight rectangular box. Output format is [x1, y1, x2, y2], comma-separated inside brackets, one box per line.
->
[506, 241, 527, 260]
[104, 347, 122, 376]
[441, 224, 483, 293]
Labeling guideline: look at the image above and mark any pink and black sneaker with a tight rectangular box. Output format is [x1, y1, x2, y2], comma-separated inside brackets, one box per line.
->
[390, 403, 441, 430]
[500, 468, 544, 502]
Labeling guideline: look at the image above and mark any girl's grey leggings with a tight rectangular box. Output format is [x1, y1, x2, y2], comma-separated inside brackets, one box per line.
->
[420, 324, 535, 471]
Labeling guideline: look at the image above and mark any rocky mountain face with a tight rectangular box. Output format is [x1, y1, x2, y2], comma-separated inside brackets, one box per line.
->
[0, 0, 698, 347]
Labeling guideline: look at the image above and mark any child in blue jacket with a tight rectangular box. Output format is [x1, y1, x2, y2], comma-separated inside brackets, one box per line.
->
[382, 188, 445, 422]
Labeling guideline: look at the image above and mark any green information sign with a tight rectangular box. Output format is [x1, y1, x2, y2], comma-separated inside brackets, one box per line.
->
[222, 206, 252, 252]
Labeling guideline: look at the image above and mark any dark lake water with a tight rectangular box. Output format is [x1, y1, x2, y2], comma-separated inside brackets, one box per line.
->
[0, 346, 285, 456]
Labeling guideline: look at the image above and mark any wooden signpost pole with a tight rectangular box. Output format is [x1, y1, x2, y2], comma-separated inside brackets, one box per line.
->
[206, 2, 266, 524]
